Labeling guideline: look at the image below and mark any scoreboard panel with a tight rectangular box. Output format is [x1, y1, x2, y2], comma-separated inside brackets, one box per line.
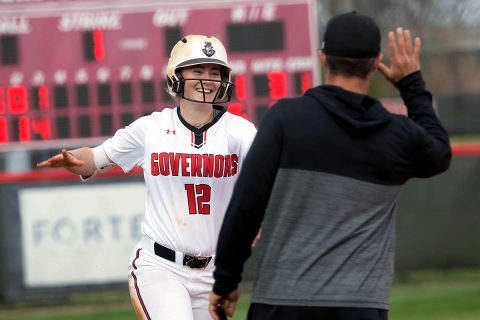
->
[0, 0, 318, 147]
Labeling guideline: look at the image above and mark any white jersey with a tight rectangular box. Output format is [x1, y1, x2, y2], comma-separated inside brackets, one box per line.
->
[103, 106, 256, 257]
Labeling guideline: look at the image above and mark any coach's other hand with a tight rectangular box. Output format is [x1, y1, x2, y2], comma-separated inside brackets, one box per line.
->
[209, 289, 239, 320]
[378, 27, 421, 84]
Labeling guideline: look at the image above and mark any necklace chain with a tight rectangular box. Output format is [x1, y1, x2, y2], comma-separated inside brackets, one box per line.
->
[192, 109, 215, 128]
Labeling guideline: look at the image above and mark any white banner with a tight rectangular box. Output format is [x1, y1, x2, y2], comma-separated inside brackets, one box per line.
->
[19, 182, 145, 287]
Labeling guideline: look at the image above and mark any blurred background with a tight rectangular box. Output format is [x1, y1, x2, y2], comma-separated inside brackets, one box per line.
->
[0, 0, 479, 319]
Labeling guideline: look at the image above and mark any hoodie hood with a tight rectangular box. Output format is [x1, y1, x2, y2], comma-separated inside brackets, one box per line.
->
[305, 85, 392, 136]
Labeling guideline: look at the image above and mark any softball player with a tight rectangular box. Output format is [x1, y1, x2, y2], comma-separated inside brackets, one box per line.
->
[37, 35, 257, 320]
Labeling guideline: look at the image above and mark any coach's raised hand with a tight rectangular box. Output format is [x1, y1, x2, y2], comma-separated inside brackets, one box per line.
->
[378, 27, 421, 84]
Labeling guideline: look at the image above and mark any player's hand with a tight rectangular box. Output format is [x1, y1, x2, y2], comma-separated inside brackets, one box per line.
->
[36, 149, 85, 168]
[378, 27, 421, 84]
[209, 289, 239, 320]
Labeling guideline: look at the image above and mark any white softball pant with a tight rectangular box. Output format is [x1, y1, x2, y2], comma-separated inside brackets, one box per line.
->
[128, 238, 215, 320]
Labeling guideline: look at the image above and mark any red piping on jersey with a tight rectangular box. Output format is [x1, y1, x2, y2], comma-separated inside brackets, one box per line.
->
[131, 248, 152, 320]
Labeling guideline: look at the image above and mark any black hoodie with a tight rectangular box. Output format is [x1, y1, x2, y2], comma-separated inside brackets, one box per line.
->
[315, 84, 392, 136]
[213, 71, 451, 309]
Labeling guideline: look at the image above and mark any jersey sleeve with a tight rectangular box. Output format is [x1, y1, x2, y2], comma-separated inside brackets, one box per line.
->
[103, 116, 149, 173]
[240, 121, 257, 157]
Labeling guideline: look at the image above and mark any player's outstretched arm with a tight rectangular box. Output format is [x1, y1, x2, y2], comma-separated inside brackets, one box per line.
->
[378, 27, 421, 84]
[36, 147, 95, 177]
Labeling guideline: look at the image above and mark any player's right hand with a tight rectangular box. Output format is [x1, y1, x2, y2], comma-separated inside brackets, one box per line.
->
[36, 149, 85, 168]
[378, 27, 421, 84]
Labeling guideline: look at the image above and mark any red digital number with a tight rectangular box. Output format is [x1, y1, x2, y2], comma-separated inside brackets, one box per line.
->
[300, 71, 312, 94]
[38, 85, 50, 110]
[234, 75, 246, 101]
[227, 103, 249, 120]
[93, 30, 105, 62]
[32, 116, 52, 140]
[185, 184, 211, 215]
[0, 87, 5, 114]
[18, 116, 31, 143]
[267, 71, 287, 100]
[0, 117, 7, 143]
[7, 85, 28, 114]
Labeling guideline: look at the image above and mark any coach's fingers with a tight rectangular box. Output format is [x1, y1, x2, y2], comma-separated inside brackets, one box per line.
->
[209, 292, 230, 320]
[377, 62, 390, 76]
[387, 31, 398, 63]
[377, 62, 396, 84]
[225, 300, 237, 317]
[413, 36, 421, 62]
[396, 27, 407, 57]
[251, 228, 262, 247]
[403, 29, 413, 54]
[378, 30, 400, 83]
[208, 301, 221, 320]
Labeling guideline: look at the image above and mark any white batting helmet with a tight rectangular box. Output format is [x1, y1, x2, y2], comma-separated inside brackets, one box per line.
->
[166, 35, 233, 103]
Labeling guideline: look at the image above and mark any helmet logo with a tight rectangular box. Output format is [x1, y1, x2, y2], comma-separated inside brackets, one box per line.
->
[202, 42, 216, 57]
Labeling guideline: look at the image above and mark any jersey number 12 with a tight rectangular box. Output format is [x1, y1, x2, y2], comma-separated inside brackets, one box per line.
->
[185, 184, 211, 215]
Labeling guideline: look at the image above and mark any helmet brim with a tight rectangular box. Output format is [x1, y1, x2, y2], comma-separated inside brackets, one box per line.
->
[177, 58, 231, 70]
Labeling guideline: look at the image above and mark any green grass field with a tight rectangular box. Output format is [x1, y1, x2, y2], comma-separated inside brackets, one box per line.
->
[1, 269, 480, 320]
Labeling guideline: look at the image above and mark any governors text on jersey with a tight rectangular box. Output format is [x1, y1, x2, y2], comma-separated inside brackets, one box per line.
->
[150, 152, 239, 178]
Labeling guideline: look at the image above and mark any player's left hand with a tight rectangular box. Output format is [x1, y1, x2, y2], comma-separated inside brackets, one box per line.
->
[209, 289, 239, 320]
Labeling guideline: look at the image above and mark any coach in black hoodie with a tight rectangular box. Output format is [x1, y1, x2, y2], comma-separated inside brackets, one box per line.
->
[209, 12, 451, 320]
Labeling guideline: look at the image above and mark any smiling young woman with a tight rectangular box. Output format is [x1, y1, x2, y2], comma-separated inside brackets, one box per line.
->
[37, 34, 257, 320]
[179, 63, 224, 128]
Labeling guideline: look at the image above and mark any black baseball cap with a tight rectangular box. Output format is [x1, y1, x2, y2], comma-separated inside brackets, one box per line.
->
[321, 11, 381, 59]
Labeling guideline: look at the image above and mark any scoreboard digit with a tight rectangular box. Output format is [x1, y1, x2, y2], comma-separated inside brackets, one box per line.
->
[0, 0, 318, 146]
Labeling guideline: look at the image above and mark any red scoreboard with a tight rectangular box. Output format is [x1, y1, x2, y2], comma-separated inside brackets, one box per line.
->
[0, 0, 318, 146]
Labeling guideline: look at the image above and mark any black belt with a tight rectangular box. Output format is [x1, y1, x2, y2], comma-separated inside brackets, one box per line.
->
[154, 242, 212, 269]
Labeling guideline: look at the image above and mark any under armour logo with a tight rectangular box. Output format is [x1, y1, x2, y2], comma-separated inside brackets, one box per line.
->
[166, 129, 176, 135]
